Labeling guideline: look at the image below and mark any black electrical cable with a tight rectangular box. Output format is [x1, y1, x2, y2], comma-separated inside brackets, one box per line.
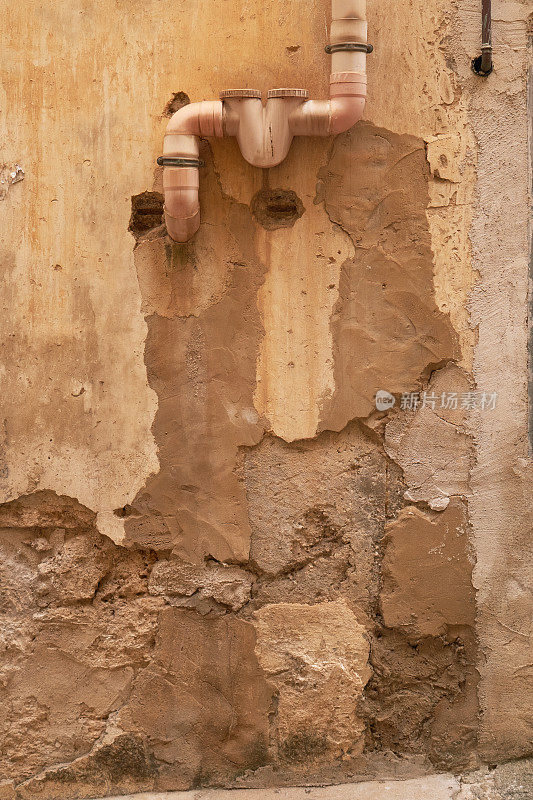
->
[472, 0, 493, 76]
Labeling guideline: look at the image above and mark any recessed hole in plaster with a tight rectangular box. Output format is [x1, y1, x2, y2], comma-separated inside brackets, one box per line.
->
[129, 191, 164, 236]
[163, 91, 191, 118]
[251, 188, 304, 230]
[113, 504, 140, 518]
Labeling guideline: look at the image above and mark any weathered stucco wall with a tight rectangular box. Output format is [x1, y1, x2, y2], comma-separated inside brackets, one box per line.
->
[0, 0, 531, 797]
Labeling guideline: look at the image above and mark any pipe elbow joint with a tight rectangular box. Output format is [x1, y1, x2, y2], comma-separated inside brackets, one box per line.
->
[329, 96, 366, 135]
[166, 100, 224, 137]
[166, 104, 202, 136]
[164, 207, 200, 243]
[328, 72, 367, 135]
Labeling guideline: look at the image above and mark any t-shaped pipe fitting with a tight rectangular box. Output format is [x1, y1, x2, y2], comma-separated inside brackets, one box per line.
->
[160, 0, 370, 242]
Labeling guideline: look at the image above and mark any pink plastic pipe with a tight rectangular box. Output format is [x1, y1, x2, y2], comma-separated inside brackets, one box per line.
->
[161, 0, 369, 242]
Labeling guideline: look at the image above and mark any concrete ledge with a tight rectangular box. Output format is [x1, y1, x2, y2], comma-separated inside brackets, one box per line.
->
[83, 757, 533, 800]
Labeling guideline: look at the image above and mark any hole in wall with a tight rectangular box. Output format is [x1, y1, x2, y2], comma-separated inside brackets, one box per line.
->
[129, 191, 164, 236]
[251, 188, 305, 231]
[163, 91, 191, 117]
[471, 54, 493, 76]
[113, 504, 140, 518]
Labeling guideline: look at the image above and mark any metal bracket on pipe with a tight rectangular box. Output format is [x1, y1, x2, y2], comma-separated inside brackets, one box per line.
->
[157, 157, 205, 168]
[325, 42, 373, 54]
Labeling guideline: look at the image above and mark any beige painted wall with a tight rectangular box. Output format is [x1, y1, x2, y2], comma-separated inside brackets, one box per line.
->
[0, 0, 477, 526]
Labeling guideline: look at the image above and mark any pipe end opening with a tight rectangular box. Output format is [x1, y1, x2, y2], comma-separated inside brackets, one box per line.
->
[471, 53, 493, 76]
[220, 89, 262, 99]
[267, 88, 309, 99]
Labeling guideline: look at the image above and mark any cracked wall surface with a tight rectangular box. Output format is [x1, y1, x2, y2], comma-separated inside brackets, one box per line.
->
[0, 0, 531, 797]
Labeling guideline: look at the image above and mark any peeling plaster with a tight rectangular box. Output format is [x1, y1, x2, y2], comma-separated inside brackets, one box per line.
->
[0, 164, 24, 200]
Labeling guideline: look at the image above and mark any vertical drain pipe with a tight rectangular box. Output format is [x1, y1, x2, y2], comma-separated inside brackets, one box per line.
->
[327, 0, 371, 134]
[472, 0, 493, 76]
[290, 0, 370, 137]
